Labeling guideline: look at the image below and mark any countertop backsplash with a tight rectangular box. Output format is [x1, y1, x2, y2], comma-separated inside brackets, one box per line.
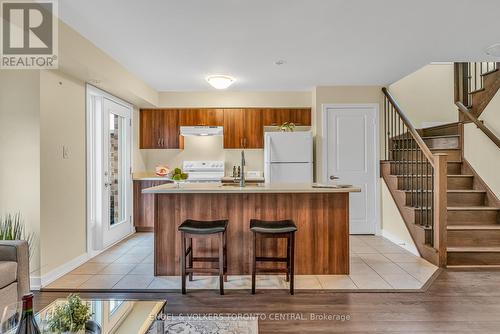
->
[139, 135, 264, 176]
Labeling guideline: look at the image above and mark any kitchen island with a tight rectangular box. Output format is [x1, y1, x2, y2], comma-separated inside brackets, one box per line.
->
[143, 183, 361, 276]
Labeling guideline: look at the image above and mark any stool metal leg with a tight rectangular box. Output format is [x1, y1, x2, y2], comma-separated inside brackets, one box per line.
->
[218, 232, 225, 295]
[181, 232, 186, 295]
[223, 231, 228, 282]
[286, 235, 290, 282]
[251, 231, 256, 294]
[188, 237, 193, 281]
[290, 232, 295, 295]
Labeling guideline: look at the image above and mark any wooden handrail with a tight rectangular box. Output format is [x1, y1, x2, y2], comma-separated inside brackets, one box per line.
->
[382, 87, 436, 166]
[456, 101, 500, 149]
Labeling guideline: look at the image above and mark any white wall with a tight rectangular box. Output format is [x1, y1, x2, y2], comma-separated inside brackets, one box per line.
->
[0, 70, 41, 275]
[389, 64, 457, 128]
[464, 90, 500, 198]
[381, 182, 418, 254]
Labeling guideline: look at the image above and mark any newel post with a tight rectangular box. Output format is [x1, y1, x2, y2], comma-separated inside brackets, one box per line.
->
[433, 154, 448, 267]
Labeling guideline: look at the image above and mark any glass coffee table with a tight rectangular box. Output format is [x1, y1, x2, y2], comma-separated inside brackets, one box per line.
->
[34, 299, 166, 334]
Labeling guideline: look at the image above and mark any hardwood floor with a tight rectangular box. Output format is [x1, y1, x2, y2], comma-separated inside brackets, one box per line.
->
[34, 269, 500, 333]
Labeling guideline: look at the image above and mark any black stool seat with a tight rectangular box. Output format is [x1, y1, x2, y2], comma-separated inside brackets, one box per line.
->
[250, 219, 297, 234]
[178, 219, 228, 234]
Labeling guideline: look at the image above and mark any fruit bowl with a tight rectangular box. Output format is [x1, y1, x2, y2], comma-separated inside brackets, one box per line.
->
[168, 167, 189, 186]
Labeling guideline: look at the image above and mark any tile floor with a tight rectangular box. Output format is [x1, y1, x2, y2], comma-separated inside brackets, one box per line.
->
[45, 233, 438, 291]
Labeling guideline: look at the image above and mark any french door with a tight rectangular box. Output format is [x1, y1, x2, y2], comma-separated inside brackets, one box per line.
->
[87, 86, 133, 253]
[324, 104, 379, 234]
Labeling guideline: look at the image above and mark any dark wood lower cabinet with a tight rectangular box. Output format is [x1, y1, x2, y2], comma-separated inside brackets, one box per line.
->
[153, 192, 349, 276]
[133, 180, 171, 232]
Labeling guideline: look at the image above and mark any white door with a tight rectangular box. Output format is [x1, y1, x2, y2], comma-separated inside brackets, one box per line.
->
[325, 105, 378, 234]
[102, 99, 133, 247]
[87, 86, 133, 253]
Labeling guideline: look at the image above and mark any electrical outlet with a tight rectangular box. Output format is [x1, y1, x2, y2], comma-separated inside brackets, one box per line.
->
[62, 145, 70, 159]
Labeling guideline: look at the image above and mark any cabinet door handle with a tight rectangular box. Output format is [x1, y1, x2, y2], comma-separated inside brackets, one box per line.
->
[161, 138, 165, 147]
[157, 138, 161, 147]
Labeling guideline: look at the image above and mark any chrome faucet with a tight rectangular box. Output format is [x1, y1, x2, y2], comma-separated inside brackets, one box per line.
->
[240, 150, 246, 187]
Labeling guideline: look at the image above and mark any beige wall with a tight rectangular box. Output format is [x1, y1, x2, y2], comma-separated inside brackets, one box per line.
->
[58, 21, 158, 108]
[39, 70, 87, 276]
[159, 91, 311, 108]
[380, 182, 417, 254]
[0, 71, 41, 275]
[312, 86, 384, 182]
[464, 90, 500, 198]
[389, 64, 457, 128]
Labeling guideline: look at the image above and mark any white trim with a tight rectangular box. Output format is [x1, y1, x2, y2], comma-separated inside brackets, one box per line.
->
[381, 229, 419, 256]
[37, 231, 135, 288]
[321, 103, 381, 235]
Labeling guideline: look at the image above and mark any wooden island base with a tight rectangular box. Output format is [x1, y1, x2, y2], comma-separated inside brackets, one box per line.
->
[153, 192, 349, 276]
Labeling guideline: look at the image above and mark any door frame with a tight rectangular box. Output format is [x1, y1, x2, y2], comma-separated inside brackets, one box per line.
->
[86, 85, 134, 257]
[321, 103, 381, 235]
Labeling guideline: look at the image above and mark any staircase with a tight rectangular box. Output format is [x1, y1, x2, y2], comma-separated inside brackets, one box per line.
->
[381, 88, 500, 268]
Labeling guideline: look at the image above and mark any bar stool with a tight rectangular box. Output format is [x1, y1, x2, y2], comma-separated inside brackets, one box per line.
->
[178, 219, 228, 295]
[250, 219, 297, 295]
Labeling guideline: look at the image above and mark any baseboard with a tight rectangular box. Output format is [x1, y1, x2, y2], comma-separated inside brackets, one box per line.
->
[39, 231, 137, 288]
[40, 252, 90, 288]
[381, 229, 419, 256]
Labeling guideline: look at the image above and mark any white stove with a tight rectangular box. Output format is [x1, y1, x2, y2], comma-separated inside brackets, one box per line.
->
[182, 160, 225, 182]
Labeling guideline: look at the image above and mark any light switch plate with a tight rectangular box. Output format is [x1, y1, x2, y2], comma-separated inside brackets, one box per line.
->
[62, 145, 70, 159]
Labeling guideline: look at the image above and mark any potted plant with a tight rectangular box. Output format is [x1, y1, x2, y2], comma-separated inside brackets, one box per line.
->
[47, 294, 92, 334]
[279, 122, 296, 132]
[0, 213, 35, 257]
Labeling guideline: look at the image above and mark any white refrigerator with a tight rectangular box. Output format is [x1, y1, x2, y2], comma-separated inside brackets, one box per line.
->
[264, 130, 313, 183]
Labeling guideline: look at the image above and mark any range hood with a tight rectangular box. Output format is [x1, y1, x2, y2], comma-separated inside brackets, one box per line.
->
[180, 126, 224, 136]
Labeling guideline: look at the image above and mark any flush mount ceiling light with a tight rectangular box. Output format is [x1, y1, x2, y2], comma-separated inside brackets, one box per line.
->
[206, 75, 235, 89]
[485, 43, 500, 57]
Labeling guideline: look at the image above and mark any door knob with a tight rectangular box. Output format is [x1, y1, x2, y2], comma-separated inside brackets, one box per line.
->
[329, 175, 339, 180]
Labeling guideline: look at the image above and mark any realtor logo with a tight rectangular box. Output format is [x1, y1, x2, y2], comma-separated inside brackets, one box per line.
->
[1, 0, 58, 69]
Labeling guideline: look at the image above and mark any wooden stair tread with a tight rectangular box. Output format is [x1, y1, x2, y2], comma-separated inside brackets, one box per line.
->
[389, 161, 461, 164]
[470, 88, 486, 94]
[390, 174, 472, 178]
[447, 225, 500, 230]
[399, 189, 485, 193]
[447, 190, 486, 193]
[447, 247, 500, 253]
[447, 206, 500, 211]
[406, 206, 498, 210]
[480, 68, 499, 77]
[389, 148, 461, 151]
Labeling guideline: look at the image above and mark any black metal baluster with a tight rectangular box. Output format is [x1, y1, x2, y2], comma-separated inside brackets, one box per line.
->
[384, 97, 388, 160]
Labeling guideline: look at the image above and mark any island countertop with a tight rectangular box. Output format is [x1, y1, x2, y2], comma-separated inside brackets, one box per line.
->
[142, 182, 361, 194]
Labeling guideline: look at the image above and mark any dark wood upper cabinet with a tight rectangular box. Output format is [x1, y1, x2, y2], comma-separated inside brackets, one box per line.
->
[262, 108, 311, 126]
[244, 108, 264, 148]
[161, 109, 180, 148]
[290, 108, 312, 126]
[223, 108, 245, 149]
[140, 109, 180, 149]
[140, 107, 311, 150]
[179, 108, 224, 126]
[262, 108, 290, 126]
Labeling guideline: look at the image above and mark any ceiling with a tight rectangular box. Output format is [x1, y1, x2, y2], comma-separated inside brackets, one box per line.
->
[59, 0, 500, 91]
